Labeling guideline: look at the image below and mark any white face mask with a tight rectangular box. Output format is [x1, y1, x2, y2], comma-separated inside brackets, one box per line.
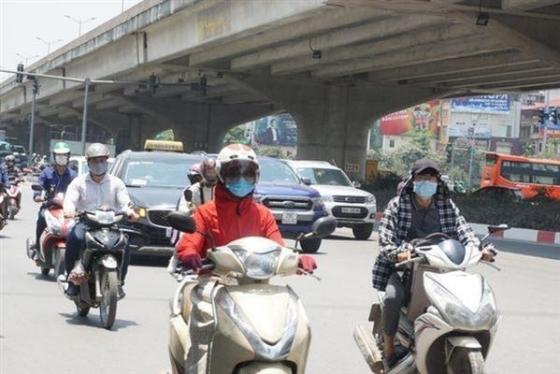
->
[54, 154, 69, 166]
[89, 161, 108, 176]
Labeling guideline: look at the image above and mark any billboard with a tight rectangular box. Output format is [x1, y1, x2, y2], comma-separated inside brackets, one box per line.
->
[380, 101, 442, 135]
[451, 95, 510, 114]
[253, 114, 297, 147]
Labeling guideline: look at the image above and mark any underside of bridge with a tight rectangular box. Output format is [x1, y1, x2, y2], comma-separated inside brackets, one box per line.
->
[1, 0, 560, 178]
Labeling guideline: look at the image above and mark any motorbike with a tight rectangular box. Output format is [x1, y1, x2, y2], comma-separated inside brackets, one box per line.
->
[354, 225, 508, 374]
[166, 212, 336, 374]
[6, 178, 22, 219]
[56, 208, 130, 330]
[26, 184, 72, 276]
[0, 184, 7, 230]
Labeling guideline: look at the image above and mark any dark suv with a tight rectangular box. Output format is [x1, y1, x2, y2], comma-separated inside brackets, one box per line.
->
[110, 150, 202, 256]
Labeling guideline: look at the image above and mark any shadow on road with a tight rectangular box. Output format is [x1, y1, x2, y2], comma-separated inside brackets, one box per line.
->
[131, 255, 169, 267]
[0, 234, 11, 239]
[489, 238, 560, 261]
[59, 313, 139, 331]
[326, 234, 375, 242]
[26, 271, 57, 282]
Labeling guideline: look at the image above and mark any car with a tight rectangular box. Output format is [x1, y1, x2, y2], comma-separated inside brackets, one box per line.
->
[254, 157, 329, 253]
[287, 160, 377, 240]
[110, 150, 202, 256]
[69, 156, 115, 176]
[12, 145, 28, 168]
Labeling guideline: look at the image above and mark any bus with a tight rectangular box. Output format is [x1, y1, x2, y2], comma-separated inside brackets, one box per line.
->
[481, 152, 560, 200]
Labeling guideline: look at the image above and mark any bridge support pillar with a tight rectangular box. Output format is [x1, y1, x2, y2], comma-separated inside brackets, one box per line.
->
[236, 76, 444, 180]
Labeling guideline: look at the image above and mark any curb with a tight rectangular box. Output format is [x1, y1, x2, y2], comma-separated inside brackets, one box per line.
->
[374, 212, 560, 245]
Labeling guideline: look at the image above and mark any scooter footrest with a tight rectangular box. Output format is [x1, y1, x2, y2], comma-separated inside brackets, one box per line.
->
[354, 325, 384, 373]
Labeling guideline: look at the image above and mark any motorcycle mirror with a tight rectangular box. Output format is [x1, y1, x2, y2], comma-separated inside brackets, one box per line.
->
[31, 184, 43, 191]
[167, 211, 196, 233]
[487, 224, 509, 234]
[311, 216, 337, 238]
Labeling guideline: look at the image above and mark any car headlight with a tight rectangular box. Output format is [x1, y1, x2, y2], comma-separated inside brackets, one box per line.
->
[136, 207, 147, 218]
[253, 194, 264, 203]
[231, 247, 281, 280]
[321, 195, 333, 202]
[311, 197, 326, 209]
[366, 194, 376, 204]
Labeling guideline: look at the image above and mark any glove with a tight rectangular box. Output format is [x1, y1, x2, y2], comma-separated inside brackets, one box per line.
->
[180, 252, 202, 271]
[298, 255, 317, 274]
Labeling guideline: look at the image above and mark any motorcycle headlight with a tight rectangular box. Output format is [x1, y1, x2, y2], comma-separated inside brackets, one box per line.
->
[426, 277, 498, 330]
[231, 247, 281, 280]
[95, 210, 116, 225]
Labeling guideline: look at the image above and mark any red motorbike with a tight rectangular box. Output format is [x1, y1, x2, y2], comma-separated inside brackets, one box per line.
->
[27, 184, 73, 277]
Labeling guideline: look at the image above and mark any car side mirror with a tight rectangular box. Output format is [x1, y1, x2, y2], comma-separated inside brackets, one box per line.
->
[301, 177, 312, 186]
[488, 224, 509, 234]
[352, 180, 361, 188]
[167, 211, 196, 233]
[31, 184, 44, 191]
[311, 216, 337, 238]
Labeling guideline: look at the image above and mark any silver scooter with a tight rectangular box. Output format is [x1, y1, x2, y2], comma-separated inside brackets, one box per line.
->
[355, 225, 508, 374]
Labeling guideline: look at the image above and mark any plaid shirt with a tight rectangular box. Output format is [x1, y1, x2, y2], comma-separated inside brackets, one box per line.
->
[372, 177, 479, 291]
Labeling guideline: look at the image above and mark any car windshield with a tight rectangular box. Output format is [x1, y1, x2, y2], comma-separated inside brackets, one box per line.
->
[13, 146, 25, 153]
[260, 159, 301, 184]
[123, 158, 197, 188]
[296, 167, 352, 186]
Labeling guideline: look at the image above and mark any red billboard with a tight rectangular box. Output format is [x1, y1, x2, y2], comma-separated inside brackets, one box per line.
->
[380, 101, 441, 136]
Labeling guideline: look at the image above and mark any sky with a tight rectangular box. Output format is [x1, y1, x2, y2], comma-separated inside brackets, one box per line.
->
[0, 0, 144, 82]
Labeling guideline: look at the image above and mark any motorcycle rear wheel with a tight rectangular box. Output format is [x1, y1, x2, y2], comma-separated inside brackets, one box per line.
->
[447, 348, 485, 374]
[99, 270, 118, 330]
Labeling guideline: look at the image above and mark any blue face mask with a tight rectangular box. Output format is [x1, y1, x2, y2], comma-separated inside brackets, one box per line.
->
[226, 179, 255, 198]
[413, 181, 438, 199]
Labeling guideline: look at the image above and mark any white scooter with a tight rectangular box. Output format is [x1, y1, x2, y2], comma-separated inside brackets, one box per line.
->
[354, 225, 508, 374]
[166, 212, 336, 374]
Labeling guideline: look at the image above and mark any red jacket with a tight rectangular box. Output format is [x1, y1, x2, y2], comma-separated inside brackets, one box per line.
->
[176, 183, 284, 262]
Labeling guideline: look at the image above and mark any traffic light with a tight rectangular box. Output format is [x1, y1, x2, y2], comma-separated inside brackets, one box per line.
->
[15, 63, 24, 83]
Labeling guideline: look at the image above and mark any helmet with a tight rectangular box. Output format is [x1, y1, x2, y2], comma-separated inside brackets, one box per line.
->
[200, 158, 217, 185]
[5, 155, 15, 163]
[85, 143, 110, 159]
[187, 163, 202, 184]
[216, 143, 259, 183]
[52, 141, 71, 155]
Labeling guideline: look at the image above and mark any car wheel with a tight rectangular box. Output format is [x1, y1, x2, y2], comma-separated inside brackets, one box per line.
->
[352, 223, 374, 240]
[300, 238, 321, 253]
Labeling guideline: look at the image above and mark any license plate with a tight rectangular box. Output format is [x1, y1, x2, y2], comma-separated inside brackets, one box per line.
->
[341, 207, 361, 214]
[281, 212, 298, 225]
[165, 227, 173, 238]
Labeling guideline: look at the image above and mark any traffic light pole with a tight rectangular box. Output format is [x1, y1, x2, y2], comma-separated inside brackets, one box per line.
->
[28, 79, 39, 155]
[81, 78, 90, 155]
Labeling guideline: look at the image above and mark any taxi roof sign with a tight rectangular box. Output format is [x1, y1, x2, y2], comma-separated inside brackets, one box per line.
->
[144, 139, 184, 152]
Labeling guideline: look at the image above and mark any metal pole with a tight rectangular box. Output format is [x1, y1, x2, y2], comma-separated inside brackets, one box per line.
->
[81, 78, 90, 155]
[28, 84, 37, 155]
[543, 90, 550, 154]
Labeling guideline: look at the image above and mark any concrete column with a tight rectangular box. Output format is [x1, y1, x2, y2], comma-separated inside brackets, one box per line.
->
[235, 76, 448, 180]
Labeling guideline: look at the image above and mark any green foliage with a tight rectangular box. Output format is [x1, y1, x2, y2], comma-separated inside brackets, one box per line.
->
[223, 125, 250, 145]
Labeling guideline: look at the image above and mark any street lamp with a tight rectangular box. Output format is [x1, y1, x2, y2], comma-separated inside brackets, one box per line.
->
[16, 53, 40, 66]
[35, 37, 64, 55]
[64, 15, 97, 37]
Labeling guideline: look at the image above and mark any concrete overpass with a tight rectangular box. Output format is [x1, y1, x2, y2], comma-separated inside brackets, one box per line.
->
[1, 0, 560, 177]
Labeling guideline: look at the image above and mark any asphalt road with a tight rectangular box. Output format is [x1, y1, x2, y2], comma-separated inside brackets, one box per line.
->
[1, 186, 559, 374]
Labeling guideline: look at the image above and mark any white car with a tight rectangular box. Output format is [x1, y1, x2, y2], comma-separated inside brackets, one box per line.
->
[287, 160, 377, 240]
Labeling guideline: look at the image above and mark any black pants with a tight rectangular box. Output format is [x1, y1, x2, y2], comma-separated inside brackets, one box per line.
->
[35, 207, 46, 247]
[65, 222, 131, 283]
[383, 273, 407, 336]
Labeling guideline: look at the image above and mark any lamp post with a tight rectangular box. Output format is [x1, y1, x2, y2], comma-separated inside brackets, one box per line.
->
[35, 37, 64, 55]
[15, 53, 40, 66]
[64, 15, 96, 37]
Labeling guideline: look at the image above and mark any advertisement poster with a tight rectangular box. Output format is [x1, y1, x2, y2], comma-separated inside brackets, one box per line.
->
[451, 95, 510, 114]
[253, 114, 297, 147]
[380, 100, 442, 135]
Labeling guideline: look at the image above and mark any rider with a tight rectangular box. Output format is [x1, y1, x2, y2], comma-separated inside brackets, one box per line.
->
[32, 142, 77, 257]
[0, 160, 9, 223]
[175, 143, 317, 372]
[178, 159, 217, 213]
[372, 158, 495, 369]
[63, 143, 139, 298]
[4, 155, 22, 209]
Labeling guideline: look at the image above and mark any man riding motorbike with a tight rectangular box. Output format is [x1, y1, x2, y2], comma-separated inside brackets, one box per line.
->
[175, 143, 317, 372]
[31, 142, 77, 259]
[63, 143, 139, 298]
[4, 155, 22, 209]
[178, 159, 217, 213]
[0, 161, 9, 225]
[372, 158, 496, 370]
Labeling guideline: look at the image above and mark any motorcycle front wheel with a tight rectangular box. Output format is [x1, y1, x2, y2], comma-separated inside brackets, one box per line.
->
[99, 270, 118, 330]
[447, 348, 485, 374]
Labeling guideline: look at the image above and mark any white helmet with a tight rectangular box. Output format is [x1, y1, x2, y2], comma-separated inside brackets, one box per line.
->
[216, 143, 259, 183]
[85, 143, 110, 159]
